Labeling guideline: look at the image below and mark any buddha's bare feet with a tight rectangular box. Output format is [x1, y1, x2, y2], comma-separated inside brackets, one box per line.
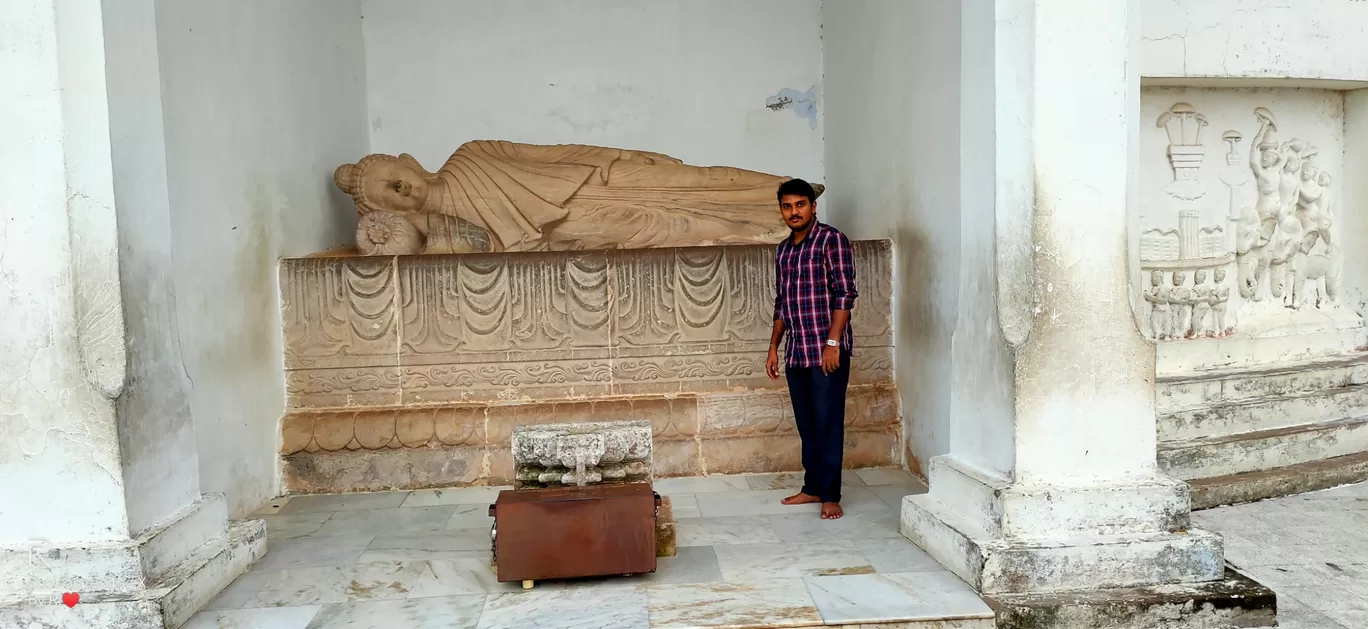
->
[781, 492, 821, 506]
[821, 502, 843, 520]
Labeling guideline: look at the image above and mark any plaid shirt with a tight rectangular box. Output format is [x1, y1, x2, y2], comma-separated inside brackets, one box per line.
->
[773, 221, 858, 368]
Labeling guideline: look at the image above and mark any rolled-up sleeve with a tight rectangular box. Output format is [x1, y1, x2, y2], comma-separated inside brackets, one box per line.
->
[826, 234, 858, 311]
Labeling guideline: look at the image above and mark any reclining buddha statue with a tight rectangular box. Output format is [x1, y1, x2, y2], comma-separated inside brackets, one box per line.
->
[333, 140, 821, 255]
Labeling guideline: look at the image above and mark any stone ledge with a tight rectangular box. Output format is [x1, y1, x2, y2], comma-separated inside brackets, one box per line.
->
[987, 567, 1276, 629]
[1189, 449, 1368, 509]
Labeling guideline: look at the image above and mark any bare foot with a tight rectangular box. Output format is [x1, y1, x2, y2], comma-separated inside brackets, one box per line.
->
[781, 492, 821, 506]
[821, 502, 843, 520]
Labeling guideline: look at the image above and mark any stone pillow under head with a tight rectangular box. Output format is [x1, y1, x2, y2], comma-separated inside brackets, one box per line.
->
[355, 210, 493, 256]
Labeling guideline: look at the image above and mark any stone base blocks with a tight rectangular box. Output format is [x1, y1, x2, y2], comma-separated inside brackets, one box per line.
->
[0, 495, 266, 629]
[1157, 351, 1368, 508]
[277, 241, 899, 494]
[901, 457, 1224, 596]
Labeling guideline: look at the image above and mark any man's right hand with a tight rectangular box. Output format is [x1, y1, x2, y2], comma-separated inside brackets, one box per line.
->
[765, 347, 780, 380]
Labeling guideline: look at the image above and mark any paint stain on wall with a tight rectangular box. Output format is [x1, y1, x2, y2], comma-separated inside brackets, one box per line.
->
[765, 85, 819, 130]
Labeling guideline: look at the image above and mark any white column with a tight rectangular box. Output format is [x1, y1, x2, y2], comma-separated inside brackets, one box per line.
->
[902, 0, 1224, 594]
[0, 1, 263, 626]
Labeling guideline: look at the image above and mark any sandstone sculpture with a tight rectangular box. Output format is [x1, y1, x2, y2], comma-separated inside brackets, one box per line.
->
[511, 420, 653, 488]
[334, 141, 822, 255]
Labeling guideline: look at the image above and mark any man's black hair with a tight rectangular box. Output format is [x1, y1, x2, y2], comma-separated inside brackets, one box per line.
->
[777, 178, 817, 204]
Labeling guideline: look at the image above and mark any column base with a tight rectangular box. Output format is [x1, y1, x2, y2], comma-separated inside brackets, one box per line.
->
[0, 495, 266, 628]
[902, 456, 1225, 594]
[988, 566, 1276, 629]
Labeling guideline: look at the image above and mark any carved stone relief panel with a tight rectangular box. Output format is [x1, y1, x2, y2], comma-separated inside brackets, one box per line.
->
[280, 240, 894, 409]
[1138, 88, 1359, 345]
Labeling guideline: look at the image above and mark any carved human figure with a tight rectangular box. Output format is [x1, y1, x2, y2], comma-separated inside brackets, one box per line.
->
[1145, 271, 1171, 339]
[1295, 169, 1335, 255]
[1277, 155, 1302, 220]
[334, 141, 816, 253]
[1249, 113, 1283, 238]
[1212, 268, 1230, 336]
[1190, 270, 1212, 337]
[1169, 272, 1192, 338]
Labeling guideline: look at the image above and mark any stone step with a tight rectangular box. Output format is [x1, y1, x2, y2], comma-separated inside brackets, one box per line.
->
[1157, 353, 1368, 414]
[1188, 450, 1368, 510]
[1157, 383, 1368, 443]
[1159, 416, 1368, 481]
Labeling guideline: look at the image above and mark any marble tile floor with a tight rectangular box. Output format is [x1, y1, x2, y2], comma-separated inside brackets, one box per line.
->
[187, 468, 996, 629]
[1194, 481, 1368, 629]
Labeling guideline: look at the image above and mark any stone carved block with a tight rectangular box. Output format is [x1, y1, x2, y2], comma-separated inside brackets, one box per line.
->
[280, 240, 893, 408]
[511, 420, 652, 488]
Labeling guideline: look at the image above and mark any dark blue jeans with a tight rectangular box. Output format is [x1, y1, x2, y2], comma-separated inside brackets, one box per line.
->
[785, 351, 850, 503]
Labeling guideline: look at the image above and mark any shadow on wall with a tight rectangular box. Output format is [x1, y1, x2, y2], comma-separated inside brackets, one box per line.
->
[892, 223, 935, 478]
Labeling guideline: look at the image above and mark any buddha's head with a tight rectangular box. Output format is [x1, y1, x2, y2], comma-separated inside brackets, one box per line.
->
[335, 154, 433, 214]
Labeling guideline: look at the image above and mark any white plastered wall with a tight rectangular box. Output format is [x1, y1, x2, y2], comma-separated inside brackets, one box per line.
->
[359, 0, 824, 182]
[154, 0, 370, 518]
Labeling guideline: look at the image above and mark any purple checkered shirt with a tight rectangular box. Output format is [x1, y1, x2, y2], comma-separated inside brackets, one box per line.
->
[773, 221, 858, 368]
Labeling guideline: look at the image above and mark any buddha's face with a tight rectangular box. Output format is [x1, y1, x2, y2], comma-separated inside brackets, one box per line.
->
[362, 160, 429, 213]
[1260, 150, 1278, 168]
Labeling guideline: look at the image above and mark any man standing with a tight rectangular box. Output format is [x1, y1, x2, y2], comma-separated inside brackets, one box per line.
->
[765, 179, 858, 520]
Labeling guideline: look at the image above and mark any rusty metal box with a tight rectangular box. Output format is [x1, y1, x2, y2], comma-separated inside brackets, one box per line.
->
[489, 483, 658, 585]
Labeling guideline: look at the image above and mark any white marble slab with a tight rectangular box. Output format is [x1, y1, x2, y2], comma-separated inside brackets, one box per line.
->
[478, 586, 648, 629]
[768, 508, 903, 543]
[855, 467, 923, 487]
[278, 492, 409, 514]
[675, 516, 781, 546]
[713, 541, 874, 581]
[856, 538, 951, 574]
[315, 506, 459, 537]
[306, 595, 486, 628]
[183, 606, 320, 629]
[261, 513, 332, 540]
[647, 578, 821, 628]
[254, 532, 375, 572]
[202, 568, 277, 611]
[870, 484, 926, 510]
[743, 472, 866, 491]
[402, 486, 509, 507]
[654, 476, 751, 495]
[803, 571, 993, 625]
[241, 559, 505, 607]
[696, 487, 890, 518]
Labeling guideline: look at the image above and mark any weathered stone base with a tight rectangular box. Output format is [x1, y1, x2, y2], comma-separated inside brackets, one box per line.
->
[1189, 450, 1368, 509]
[657, 496, 677, 558]
[281, 385, 901, 493]
[988, 567, 1276, 629]
[0, 520, 266, 629]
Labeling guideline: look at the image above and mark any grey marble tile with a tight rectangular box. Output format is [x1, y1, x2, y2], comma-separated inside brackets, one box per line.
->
[478, 585, 648, 629]
[252, 497, 293, 517]
[713, 541, 874, 581]
[402, 486, 509, 508]
[856, 538, 950, 574]
[306, 595, 485, 628]
[646, 546, 724, 585]
[667, 494, 701, 519]
[316, 506, 458, 536]
[278, 492, 409, 514]
[357, 528, 492, 563]
[647, 578, 821, 628]
[804, 570, 992, 624]
[870, 484, 925, 510]
[768, 508, 902, 543]
[446, 503, 496, 529]
[255, 532, 375, 572]
[242, 559, 506, 607]
[675, 516, 781, 546]
[744, 472, 866, 491]
[654, 476, 751, 495]
[261, 513, 332, 541]
[184, 606, 321, 629]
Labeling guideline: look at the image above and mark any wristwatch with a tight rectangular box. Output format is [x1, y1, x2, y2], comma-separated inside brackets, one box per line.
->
[825, 339, 839, 347]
